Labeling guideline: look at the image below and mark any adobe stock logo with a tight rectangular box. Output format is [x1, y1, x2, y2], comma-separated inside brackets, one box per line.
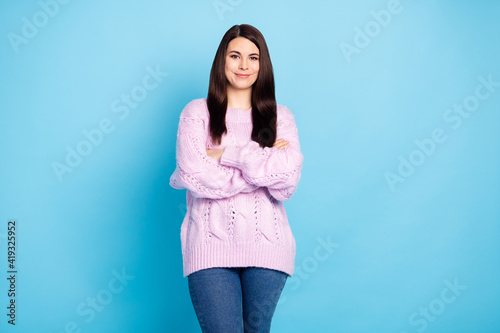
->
[339, 0, 417, 63]
[400, 277, 467, 333]
[7, 0, 73, 54]
[279, 235, 340, 306]
[212, 0, 244, 20]
[385, 74, 500, 192]
[51, 64, 169, 182]
[56, 267, 135, 333]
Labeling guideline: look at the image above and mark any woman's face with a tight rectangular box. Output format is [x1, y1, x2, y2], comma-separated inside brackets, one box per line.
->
[224, 37, 260, 91]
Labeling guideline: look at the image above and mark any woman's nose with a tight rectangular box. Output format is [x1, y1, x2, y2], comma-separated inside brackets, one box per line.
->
[239, 59, 248, 70]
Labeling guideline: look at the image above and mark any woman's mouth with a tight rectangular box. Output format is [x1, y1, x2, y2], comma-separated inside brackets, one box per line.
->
[235, 73, 251, 78]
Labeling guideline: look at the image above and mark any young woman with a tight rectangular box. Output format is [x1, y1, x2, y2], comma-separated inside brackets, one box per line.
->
[170, 24, 304, 333]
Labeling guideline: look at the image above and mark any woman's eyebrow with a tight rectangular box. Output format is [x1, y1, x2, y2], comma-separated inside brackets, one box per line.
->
[228, 50, 260, 56]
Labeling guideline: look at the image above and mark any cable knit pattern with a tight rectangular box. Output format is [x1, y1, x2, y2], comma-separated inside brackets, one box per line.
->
[170, 98, 304, 277]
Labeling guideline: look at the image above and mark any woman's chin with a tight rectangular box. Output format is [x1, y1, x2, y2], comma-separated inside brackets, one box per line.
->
[228, 83, 255, 91]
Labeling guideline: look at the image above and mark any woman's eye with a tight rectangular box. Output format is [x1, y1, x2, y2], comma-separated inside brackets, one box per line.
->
[250, 57, 259, 61]
[230, 54, 239, 59]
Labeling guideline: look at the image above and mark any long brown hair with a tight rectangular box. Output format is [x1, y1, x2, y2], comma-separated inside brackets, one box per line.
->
[207, 24, 277, 148]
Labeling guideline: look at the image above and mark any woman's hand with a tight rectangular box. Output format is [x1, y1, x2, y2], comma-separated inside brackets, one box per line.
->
[273, 138, 290, 150]
[206, 148, 225, 161]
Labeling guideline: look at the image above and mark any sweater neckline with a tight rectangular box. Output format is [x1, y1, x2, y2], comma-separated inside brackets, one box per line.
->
[226, 106, 252, 122]
[228, 106, 252, 112]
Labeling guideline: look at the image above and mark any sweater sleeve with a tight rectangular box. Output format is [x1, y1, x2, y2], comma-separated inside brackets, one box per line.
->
[169, 100, 258, 199]
[219, 105, 304, 202]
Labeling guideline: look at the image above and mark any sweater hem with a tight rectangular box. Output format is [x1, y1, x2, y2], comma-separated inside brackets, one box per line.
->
[182, 241, 296, 278]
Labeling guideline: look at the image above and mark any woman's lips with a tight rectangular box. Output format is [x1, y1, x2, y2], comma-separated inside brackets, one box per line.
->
[235, 73, 251, 78]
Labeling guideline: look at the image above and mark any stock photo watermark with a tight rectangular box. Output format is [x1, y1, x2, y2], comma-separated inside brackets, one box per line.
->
[400, 277, 467, 333]
[281, 235, 340, 302]
[339, 0, 420, 63]
[213, 0, 244, 20]
[385, 74, 500, 192]
[243, 285, 283, 333]
[5, 219, 17, 326]
[56, 266, 135, 333]
[287, 235, 341, 292]
[7, 0, 73, 54]
[51, 64, 169, 182]
[242, 234, 340, 332]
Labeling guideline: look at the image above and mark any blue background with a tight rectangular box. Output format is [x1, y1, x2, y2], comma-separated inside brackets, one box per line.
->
[1, 0, 499, 332]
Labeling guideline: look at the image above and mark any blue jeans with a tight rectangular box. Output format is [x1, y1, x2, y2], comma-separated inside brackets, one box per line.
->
[187, 266, 288, 333]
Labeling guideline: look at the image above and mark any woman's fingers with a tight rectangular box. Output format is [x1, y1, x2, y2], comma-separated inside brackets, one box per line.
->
[273, 138, 290, 150]
[207, 141, 289, 155]
[206, 148, 224, 160]
[274, 139, 288, 149]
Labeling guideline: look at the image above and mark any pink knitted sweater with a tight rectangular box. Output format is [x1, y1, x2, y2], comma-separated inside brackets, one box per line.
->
[169, 98, 304, 277]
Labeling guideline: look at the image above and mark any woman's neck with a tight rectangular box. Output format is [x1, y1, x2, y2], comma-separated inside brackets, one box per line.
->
[227, 86, 252, 110]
